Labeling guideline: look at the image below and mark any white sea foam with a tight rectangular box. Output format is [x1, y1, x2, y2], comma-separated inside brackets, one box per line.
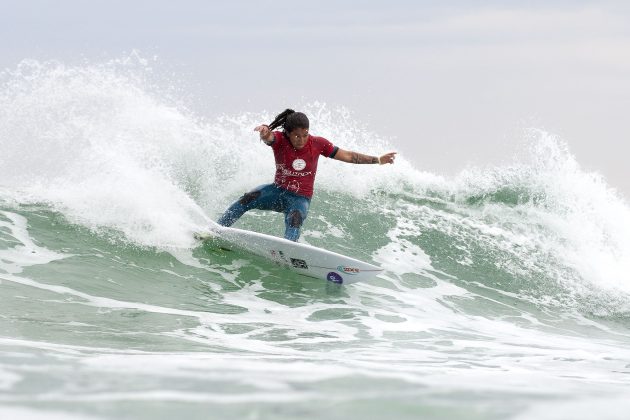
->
[0, 211, 67, 274]
[444, 131, 630, 309]
[0, 406, 102, 420]
[0, 60, 434, 249]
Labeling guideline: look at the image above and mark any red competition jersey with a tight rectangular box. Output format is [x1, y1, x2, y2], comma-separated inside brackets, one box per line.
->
[270, 131, 338, 198]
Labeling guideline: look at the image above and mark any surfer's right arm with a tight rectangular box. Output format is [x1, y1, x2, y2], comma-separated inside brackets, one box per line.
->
[254, 125, 275, 146]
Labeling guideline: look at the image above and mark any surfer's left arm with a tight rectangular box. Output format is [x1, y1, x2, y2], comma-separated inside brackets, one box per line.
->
[333, 149, 397, 165]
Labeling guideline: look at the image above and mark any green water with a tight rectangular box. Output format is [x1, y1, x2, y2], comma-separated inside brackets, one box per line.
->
[2, 188, 630, 420]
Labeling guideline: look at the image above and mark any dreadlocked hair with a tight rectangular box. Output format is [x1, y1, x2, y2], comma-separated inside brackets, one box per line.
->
[268, 109, 309, 133]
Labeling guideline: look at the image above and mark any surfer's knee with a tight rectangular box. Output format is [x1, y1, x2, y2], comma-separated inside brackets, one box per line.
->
[238, 190, 261, 206]
[287, 210, 304, 228]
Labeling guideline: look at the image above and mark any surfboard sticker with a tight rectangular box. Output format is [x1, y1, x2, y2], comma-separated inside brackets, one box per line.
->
[327, 272, 344, 284]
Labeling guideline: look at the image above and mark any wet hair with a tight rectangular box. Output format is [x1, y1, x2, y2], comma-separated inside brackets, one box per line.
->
[268, 109, 309, 133]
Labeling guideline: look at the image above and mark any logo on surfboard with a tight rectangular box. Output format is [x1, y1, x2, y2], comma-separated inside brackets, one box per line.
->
[270, 250, 289, 265]
[337, 266, 360, 275]
[291, 258, 308, 269]
[269, 251, 309, 270]
[327, 272, 343, 284]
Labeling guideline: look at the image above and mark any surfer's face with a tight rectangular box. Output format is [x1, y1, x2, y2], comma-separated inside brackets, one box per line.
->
[288, 128, 309, 150]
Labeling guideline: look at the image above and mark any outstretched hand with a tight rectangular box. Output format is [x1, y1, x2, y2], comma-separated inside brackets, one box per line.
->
[254, 125, 271, 140]
[379, 152, 397, 165]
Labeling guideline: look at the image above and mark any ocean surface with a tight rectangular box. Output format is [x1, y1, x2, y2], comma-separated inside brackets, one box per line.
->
[1, 59, 630, 420]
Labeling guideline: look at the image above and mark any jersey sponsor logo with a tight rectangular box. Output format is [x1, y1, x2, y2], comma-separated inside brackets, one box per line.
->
[292, 158, 306, 171]
[337, 266, 360, 275]
[280, 168, 313, 177]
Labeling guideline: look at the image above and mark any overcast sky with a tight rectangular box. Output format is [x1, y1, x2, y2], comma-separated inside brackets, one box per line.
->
[2, 0, 629, 199]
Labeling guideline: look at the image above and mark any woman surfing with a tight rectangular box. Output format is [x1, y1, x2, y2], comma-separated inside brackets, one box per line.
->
[217, 109, 396, 241]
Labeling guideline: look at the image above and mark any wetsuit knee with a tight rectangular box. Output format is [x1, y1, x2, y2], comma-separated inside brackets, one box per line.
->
[238, 190, 261, 206]
[288, 210, 303, 228]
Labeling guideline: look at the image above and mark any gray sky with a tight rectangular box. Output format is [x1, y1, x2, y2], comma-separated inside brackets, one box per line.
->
[2, 0, 629, 199]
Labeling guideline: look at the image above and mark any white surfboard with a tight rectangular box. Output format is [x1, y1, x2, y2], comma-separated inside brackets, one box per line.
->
[194, 222, 382, 284]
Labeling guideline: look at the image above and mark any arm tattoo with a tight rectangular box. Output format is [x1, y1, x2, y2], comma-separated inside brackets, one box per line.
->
[350, 152, 378, 164]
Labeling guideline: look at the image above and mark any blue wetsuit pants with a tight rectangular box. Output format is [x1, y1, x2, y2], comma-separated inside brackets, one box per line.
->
[217, 184, 310, 242]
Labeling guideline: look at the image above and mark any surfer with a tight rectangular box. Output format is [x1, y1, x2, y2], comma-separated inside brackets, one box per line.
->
[217, 109, 396, 241]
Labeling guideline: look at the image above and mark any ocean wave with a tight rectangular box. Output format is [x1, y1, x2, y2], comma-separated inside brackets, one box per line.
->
[1, 58, 629, 319]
